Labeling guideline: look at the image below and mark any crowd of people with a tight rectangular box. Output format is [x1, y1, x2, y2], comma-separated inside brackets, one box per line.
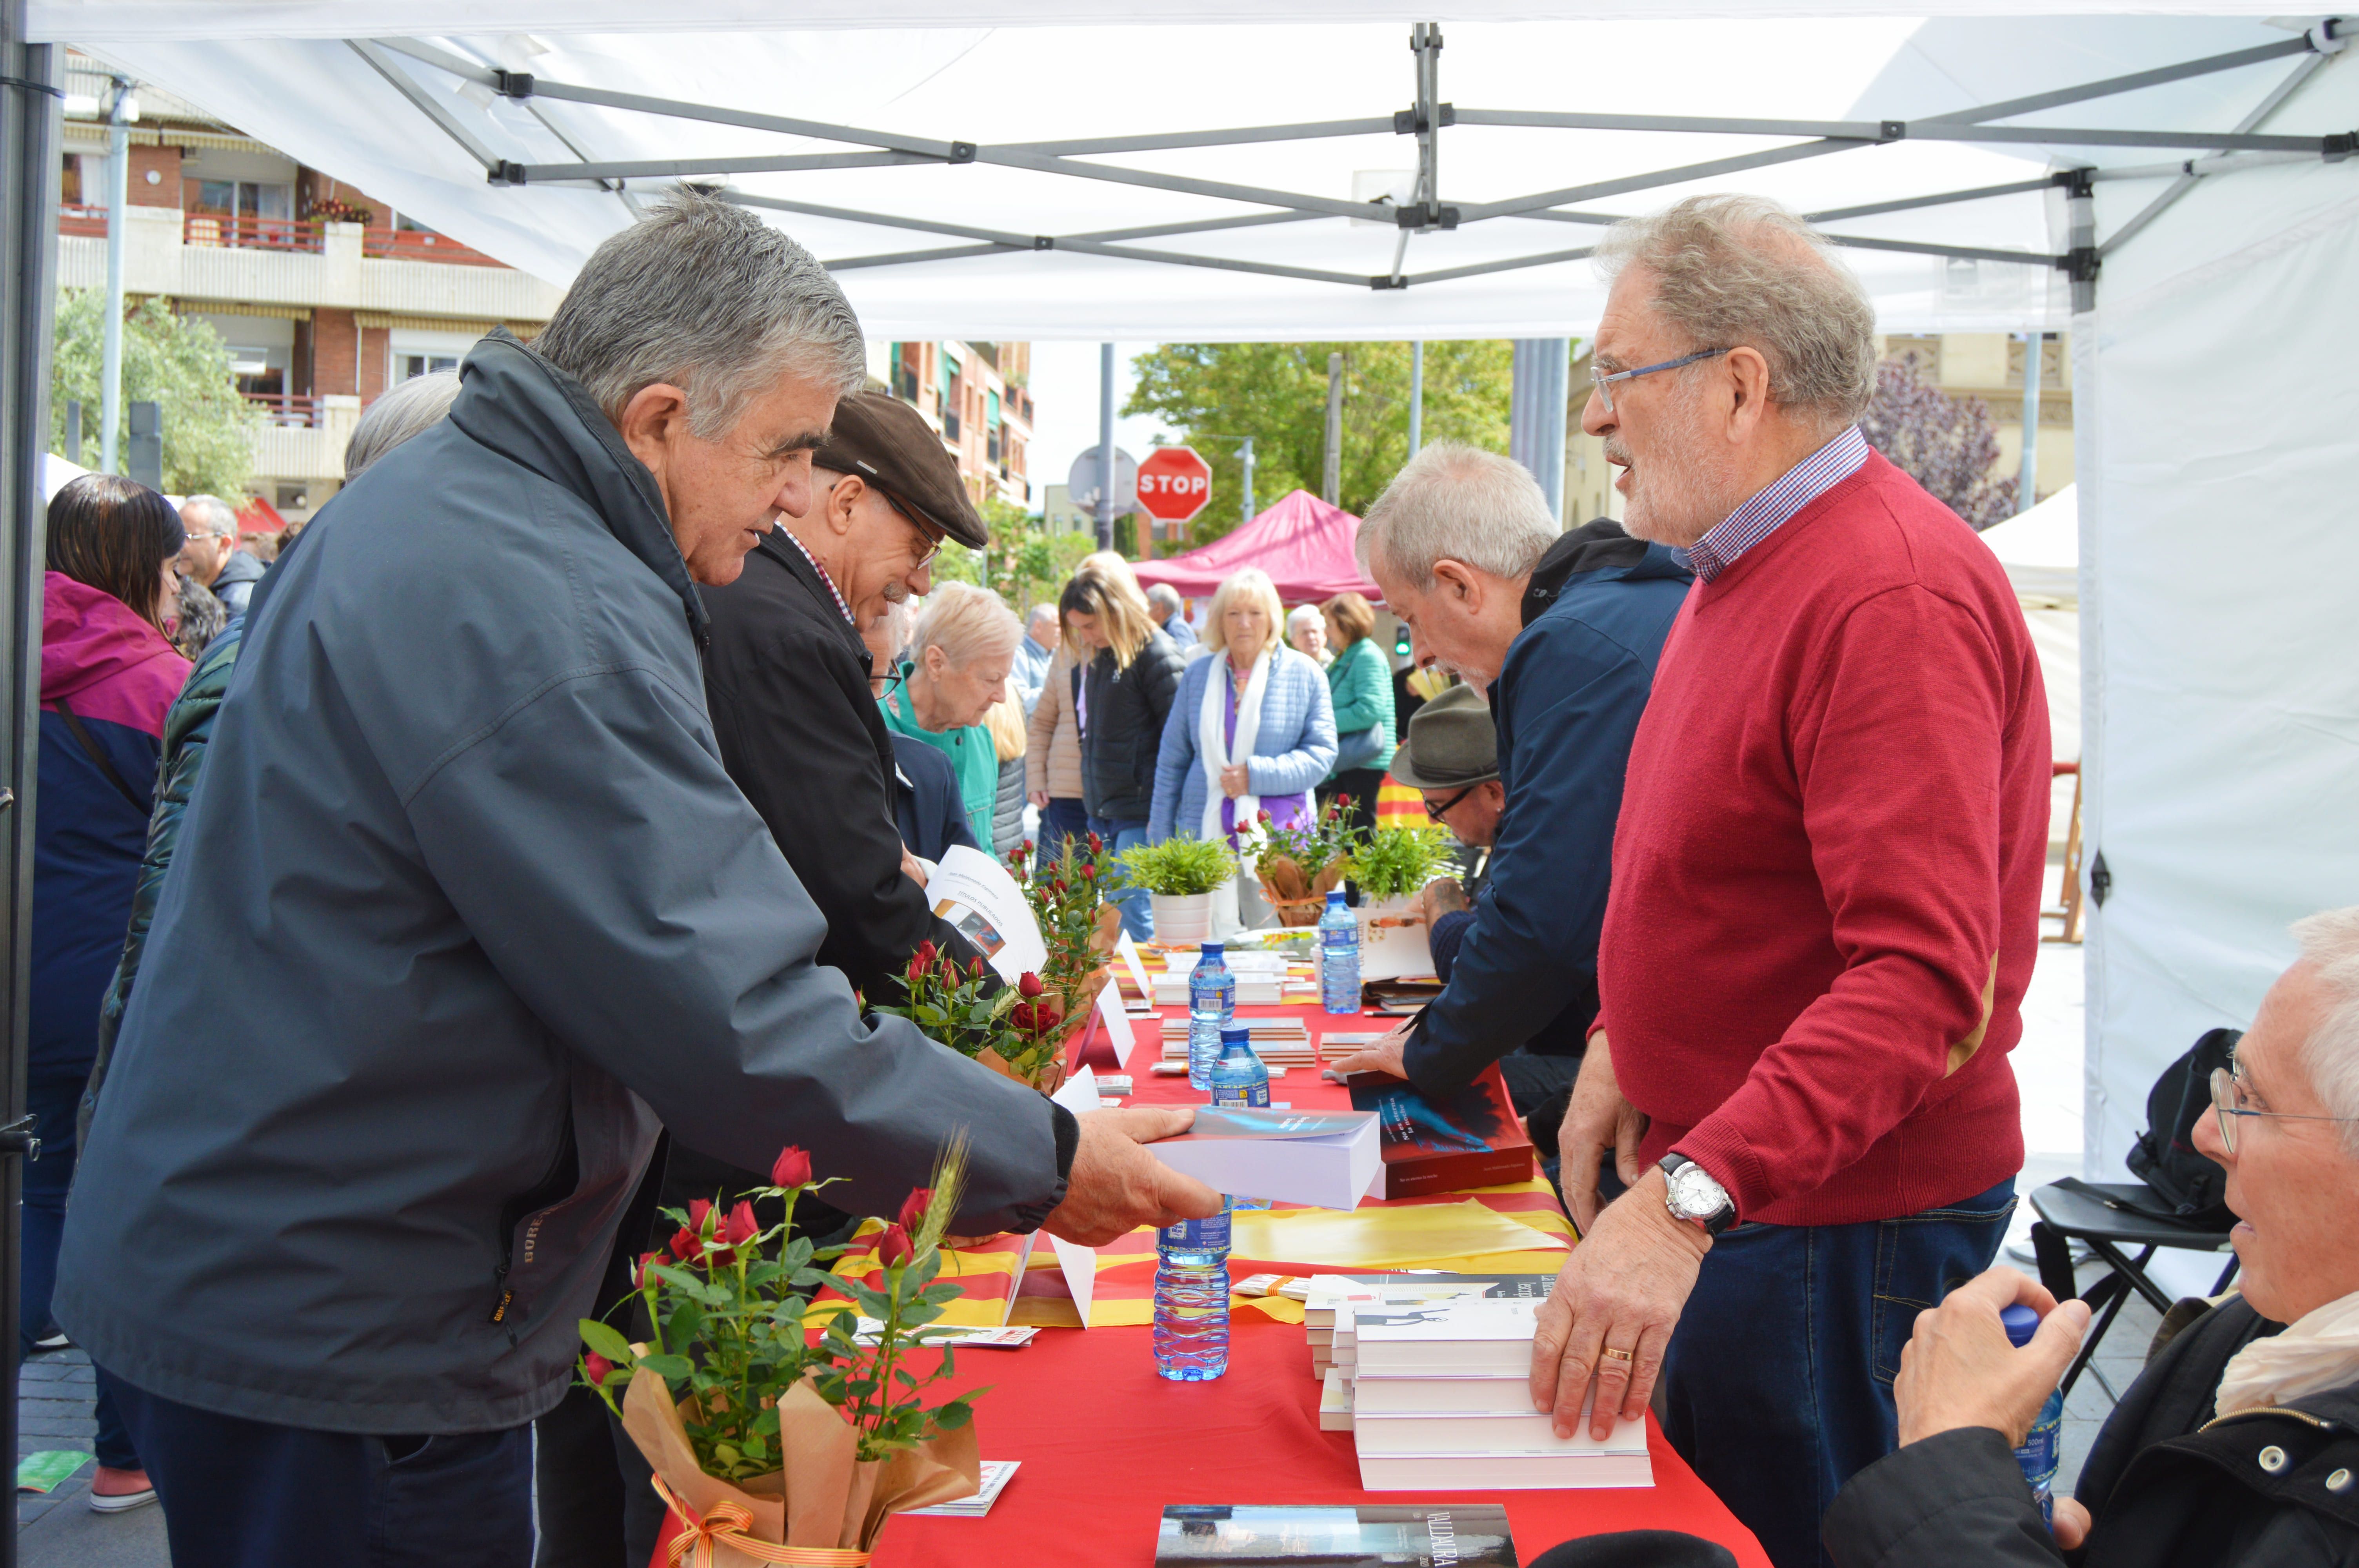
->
[22, 183, 2359, 1568]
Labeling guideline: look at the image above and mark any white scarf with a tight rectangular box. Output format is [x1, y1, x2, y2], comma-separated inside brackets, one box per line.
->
[2215, 1286, 2359, 1418]
[1198, 646, 1270, 939]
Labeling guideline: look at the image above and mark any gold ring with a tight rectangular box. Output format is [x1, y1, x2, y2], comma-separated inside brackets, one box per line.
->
[1601, 1348, 1634, 1362]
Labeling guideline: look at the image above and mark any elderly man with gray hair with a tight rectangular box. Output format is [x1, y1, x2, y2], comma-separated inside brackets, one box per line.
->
[1144, 578, 1200, 650]
[174, 493, 262, 615]
[1525, 194, 2049, 1568]
[52, 189, 1216, 1561]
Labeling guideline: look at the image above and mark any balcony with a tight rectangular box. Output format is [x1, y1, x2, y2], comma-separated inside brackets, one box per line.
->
[185, 212, 323, 254]
[890, 361, 920, 405]
[362, 225, 503, 268]
[244, 390, 323, 428]
[59, 203, 107, 238]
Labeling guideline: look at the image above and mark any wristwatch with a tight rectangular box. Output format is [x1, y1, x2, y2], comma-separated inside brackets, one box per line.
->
[1659, 1155, 1737, 1237]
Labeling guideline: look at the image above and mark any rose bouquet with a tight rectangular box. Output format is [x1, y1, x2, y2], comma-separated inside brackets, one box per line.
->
[579, 1143, 983, 1566]
[1252, 796, 1363, 926]
[867, 942, 1071, 1093]
[1005, 832, 1123, 1045]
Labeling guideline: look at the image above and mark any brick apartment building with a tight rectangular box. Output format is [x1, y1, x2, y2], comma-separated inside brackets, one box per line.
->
[57, 52, 1035, 519]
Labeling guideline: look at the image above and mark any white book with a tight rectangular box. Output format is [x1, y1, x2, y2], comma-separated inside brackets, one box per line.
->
[1319, 1367, 1354, 1431]
[1353, 1298, 1543, 1377]
[1357, 1449, 1654, 1491]
[1146, 1105, 1383, 1209]
[1350, 1376, 1539, 1417]
[1353, 1409, 1649, 1457]
[902, 1459, 1021, 1517]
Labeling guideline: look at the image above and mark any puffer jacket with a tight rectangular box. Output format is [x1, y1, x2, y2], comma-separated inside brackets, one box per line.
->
[993, 754, 1026, 857]
[1025, 646, 1085, 802]
[1078, 628, 1184, 824]
[1826, 1294, 2359, 1568]
[80, 617, 242, 1146]
[1147, 646, 1337, 844]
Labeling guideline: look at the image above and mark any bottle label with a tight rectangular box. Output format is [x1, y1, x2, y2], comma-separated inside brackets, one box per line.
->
[1161, 1208, 1231, 1251]
[1212, 1079, 1272, 1109]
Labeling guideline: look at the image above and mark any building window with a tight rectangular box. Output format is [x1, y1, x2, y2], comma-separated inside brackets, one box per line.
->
[400, 352, 460, 381]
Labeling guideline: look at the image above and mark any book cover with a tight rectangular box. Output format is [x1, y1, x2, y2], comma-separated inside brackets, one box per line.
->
[1345, 1064, 1534, 1198]
[1352, 1297, 1541, 1376]
[1155, 1504, 1516, 1566]
[1301, 1273, 1557, 1325]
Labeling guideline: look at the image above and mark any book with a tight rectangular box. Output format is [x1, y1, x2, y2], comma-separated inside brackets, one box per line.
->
[1346, 1064, 1534, 1199]
[925, 846, 1047, 984]
[903, 1459, 1020, 1517]
[1156, 1504, 1517, 1566]
[1146, 1105, 1383, 1209]
[1319, 1368, 1354, 1431]
[1350, 1376, 1539, 1416]
[1351, 1297, 1542, 1377]
[1356, 1450, 1653, 1492]
[1353, 1410, 1649, 1457]
[1300, 1272, 1556, 1327]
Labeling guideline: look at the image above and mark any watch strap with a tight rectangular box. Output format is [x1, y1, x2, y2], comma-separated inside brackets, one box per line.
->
[1658, 1154, 1737, 1237]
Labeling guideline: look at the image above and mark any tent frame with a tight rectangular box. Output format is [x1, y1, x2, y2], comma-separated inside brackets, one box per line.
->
[360, 21, 2355, 305]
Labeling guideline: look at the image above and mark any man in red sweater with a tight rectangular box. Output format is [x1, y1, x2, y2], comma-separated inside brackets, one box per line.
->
[1527, 196, 2049, 1568]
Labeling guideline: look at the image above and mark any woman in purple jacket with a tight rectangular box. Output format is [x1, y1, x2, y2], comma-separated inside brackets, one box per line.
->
[33, 474, 190, 1512]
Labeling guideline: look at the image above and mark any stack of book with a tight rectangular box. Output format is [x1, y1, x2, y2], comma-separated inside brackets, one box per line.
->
[1293, 1274, 1651, 1490]
[1151, 950, 1299, 1006]
[1159, 1014, 1317, 1068]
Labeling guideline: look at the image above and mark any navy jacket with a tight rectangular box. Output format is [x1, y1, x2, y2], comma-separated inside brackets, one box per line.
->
[1402, 524, 1693, 1100]
[891, 731, 979, 864]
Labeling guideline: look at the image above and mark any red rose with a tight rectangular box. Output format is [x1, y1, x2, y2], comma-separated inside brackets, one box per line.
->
[897, 1188, 933, 1232]
[634, 1249, 660, 1289]
[584, 1352, 615, 1387]
[1052, 878, 1067, 895]
[771, 1145, 812, 1188]
[1087, 831, 1102, 852]
[876, 1223, 914, 1268]
[1258, 808, 1272, 824]
[1080, 864, 1095, 880]
[1018, 972, 1045, 998]
[688, 1198, 714, 1237]
[667, 1226, 698, 1262]
[916, 940, 937, 968]
[725, 1200, 758, 1247]
[1023, 839, 1035, 854]
[1009, 1001, 1036, 1032]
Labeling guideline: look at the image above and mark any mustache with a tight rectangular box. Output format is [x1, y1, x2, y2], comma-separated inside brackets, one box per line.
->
[881, 580, 911, 604]
[1604, 441, 1634, 468]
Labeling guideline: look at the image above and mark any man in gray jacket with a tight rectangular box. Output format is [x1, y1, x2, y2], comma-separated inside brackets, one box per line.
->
[53, 191, 1215, 1563]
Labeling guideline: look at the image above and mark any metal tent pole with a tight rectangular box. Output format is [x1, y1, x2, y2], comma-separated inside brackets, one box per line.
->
[0, 15, 58, 1566]
[2017, 331, 2043, 512]
[99, 76, 127, 475]
[1095, 343, 1114, 552]
[1407, 341, 1423, 458]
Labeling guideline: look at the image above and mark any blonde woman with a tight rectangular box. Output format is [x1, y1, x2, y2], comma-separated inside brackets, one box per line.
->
[1057, 555, 1185, 938]
[1149, 567, 1337, 936]
[878, 581, 1022, 850]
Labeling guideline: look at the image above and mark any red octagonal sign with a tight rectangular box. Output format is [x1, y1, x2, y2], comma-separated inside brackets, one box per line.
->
[1136, 445, 1213, 524]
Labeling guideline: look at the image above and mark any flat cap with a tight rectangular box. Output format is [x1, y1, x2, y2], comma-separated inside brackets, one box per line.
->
[1387, 683, 1498, 790]
[814, 390, 988, 549]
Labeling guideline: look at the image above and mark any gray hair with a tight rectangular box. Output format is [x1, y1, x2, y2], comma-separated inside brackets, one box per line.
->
[1145, 582, 1185, 617]
[1593, 194, 1878, 430]
[180, 495, 238, 539]
[1026, 601, 1060, 633]
[914, 581, 1022, 672]
[1286, 604, 1323, 637]
[529, 187, 864, 440]
[1356, 441, 1561, 592]
[346, 371, 462, 480]
[2293, 907, 2359, 1149]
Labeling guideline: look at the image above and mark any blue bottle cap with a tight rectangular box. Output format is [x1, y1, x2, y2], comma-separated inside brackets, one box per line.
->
[1201, 941, 1223, 957]
[1325, 889, 1346, 906]
[2000, 1304, 2040, 1348]
[1221, 1024, 1252, 1044]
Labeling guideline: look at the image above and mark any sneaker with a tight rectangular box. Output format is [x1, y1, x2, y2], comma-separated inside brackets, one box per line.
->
[30, 1325, 69, 1352]
[87, 1467, 156, 1514]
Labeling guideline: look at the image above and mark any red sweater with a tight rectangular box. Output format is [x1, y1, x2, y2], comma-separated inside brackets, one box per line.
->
[1599, 450, 2048, 1227]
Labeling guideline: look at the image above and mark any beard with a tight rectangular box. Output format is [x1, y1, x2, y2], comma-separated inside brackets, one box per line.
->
[1612, 395, 1750, 549]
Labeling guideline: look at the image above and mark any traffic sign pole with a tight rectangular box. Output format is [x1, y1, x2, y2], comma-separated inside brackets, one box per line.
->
[1096, 343, 1115, 552]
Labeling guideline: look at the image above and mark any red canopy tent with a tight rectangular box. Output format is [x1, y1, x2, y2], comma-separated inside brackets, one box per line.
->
[1131, 489, 1381, 606]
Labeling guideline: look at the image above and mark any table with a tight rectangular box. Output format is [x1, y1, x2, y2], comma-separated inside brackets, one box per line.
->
[839, 969, 1768, 1564]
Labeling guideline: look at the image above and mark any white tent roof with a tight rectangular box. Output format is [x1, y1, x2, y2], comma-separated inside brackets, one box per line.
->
[1980, 482, 2077, 605]
[51, 11, 2355, 338]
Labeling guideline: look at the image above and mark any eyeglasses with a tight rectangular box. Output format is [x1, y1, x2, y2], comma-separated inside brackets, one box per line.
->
[2208, 1061, 2359, 1154]
[1590, 347, 1730, 414]
[1421, 785, 1476, 820]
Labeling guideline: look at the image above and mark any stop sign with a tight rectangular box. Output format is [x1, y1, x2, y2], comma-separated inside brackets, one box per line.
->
[1136, 445, 1213, 524]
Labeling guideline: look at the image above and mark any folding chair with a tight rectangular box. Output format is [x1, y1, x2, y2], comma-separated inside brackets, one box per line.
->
[2028, 1178, 2239, 1402]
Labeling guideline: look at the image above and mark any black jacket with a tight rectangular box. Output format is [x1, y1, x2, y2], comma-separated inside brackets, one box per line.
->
[1825, 1295, 2359, 1568]
[701, 534, 979, 993]
[1078, 628, 1185, 824]
[890, 732, 978, 866]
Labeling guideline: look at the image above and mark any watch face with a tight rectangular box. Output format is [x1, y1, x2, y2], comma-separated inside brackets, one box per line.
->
[1668, 1165, 1725, 1220]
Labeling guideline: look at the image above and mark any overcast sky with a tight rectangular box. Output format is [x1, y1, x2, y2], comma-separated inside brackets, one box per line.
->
[1022, 341, 1177, 512]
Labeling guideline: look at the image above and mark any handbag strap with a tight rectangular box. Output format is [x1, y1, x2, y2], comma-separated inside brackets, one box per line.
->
[52, 698, 149, 814]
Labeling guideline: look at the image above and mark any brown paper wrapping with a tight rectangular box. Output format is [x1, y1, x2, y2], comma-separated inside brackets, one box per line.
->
[620, 1356, 979, 1564]
[1258, 855, 1346, 926]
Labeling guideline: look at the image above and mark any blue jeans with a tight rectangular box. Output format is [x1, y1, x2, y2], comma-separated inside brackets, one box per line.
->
[1037, 797, 1089, 871]
[1087, 817, 1151, 940]
[110, 1377, 531, 1568]
[1659, 1177, 2016, 1568]
[22, 1066, 138, 1470]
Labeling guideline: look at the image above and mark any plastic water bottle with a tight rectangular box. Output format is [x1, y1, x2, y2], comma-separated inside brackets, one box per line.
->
[2001, 1304, 2064, 1525]
[1187, 942, 1234, 1090]
[1209, 1025, 1273, 1212]
[1153, 1199, 1231, 1381]
[1318, 891, 1360, 1015]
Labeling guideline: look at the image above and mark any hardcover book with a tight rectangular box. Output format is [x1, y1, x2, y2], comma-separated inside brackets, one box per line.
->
[1345, 1064, 1534, 1198]
[1155, 1504, 1516, 1566]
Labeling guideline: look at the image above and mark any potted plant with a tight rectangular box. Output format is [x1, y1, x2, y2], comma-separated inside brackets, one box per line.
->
[1249, 797, 1362, 926]
[1114, 835, 1235, 944]
[1006, 832, 1124, 1039]
[867, 943, 1074, 1093]
[1346, 824, 1455, 924]
[580, 1143, 981, 1565]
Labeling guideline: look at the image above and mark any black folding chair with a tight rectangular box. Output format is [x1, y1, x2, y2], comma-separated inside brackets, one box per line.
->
[2028, 1178, 2239, 1402]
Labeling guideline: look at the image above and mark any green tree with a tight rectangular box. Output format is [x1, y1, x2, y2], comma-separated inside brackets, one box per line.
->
[50, 289, 259, 497]
[1123, 340, 1520, 538]
[932, 498, 1094, 610]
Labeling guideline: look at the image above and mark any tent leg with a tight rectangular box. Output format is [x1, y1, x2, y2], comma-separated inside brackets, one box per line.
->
[0, 12, 58, 1566]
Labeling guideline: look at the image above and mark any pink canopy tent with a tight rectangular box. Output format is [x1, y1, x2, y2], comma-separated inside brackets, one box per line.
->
[1131, 490, 1381, 607]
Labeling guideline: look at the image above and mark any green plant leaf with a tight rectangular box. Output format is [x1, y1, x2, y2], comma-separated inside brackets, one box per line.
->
[578, 1319, 637, 1364]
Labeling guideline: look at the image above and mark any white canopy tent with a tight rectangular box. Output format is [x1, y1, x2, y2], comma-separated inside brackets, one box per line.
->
[1979, 484, 2078, 762]
[18, 4, 2359, 1187]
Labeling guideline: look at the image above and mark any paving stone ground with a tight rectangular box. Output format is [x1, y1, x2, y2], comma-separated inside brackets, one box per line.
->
[15, 1346, 168, 1566]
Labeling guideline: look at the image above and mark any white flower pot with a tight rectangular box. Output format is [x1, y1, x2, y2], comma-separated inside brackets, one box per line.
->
[1149, 891, 1215, 944]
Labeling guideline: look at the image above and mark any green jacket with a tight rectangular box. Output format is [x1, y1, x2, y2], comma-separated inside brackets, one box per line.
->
[1325, 634, 1396, 776]
[878, 680, 998, 852]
